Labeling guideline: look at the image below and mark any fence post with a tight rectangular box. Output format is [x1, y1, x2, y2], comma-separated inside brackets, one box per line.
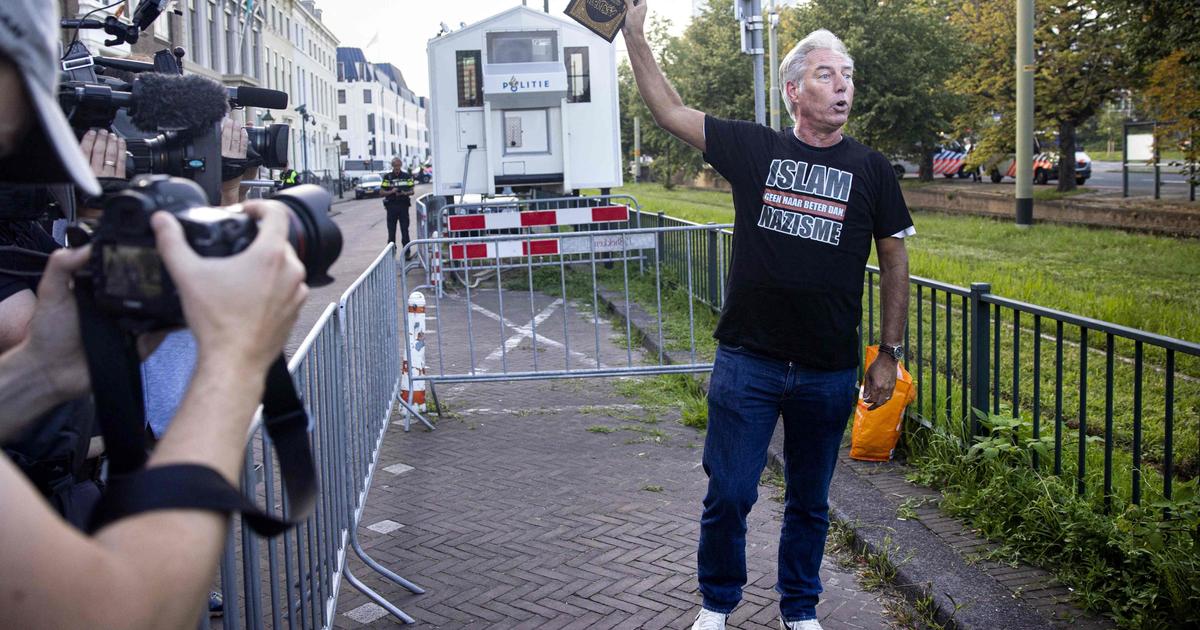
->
[706, 223, 719, 307]
[657, 211, 667, 250]
[969, 282, 992, 439]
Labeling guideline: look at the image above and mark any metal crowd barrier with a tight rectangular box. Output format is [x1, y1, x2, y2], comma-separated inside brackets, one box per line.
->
[394, 222, 732, 431]
[207, 244, 423, 630]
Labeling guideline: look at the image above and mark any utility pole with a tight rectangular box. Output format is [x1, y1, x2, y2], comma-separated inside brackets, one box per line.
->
[768, 0, 779, 130]
[1015, 0, 1034, 226]
[296, 104, 311, 183]
[633, 115, 641, 183]
[737, 0, 766, 125]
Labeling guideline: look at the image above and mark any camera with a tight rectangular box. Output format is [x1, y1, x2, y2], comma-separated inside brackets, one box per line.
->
[245, 124, 290, 170]
[87, 174, 342, 328]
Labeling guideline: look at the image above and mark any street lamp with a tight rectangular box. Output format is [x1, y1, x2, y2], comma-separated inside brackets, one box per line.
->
[333, 133, 345, 197]
[257, 111, 276, 178]
[295, 104, 312, 183]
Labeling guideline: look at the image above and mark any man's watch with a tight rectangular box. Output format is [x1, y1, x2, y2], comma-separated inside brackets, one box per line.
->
[880, 343, 904, 362]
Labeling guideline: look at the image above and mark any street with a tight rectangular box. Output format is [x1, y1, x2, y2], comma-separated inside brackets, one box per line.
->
[286, 184, 433, 356]
[905, 160, 1196, 200]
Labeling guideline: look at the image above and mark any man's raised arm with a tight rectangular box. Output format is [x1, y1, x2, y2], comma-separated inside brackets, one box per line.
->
[621, 0, 706, 152]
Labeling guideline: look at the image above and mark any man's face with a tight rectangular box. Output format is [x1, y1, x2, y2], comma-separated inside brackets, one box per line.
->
[391, 160, 403, 172]
[788, 48, 854, 134]
[0, 56, 33, 160]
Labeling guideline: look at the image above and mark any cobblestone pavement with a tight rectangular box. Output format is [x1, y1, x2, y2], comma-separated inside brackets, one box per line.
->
[293, 196, 895, 628]
[331, 309, 892, 628]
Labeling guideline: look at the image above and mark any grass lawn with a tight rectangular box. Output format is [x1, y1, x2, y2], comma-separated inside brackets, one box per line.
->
[601, 182, 1200, 344]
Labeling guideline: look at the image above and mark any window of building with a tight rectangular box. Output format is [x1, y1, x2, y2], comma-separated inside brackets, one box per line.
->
[208, 2, 220, 72]
[565, 47, 590, 103]
[456, 50, 483, 108]
[363, 89, 372, 104]
[226, 10, 237, 74]
[367, 114, 375, 133]
[486, 31, 558, 63]
[189, 0, 204, 65]
[339, 115, 347, 130]
[391, 142, 397, 156]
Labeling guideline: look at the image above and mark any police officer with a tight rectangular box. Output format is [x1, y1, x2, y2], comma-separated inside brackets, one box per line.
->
[381, 157, 415, 258]
[279, 166, 299, 189]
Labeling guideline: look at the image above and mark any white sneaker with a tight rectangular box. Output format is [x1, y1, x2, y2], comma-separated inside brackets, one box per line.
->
[691, 608, 728, 630]
[779, 618, 823, 630]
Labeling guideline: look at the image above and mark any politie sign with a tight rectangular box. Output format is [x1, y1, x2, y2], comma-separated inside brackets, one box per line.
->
[483, 71, 566, 95]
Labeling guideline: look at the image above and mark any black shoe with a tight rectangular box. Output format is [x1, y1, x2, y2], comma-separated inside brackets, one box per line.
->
[209, 591, 224, 617]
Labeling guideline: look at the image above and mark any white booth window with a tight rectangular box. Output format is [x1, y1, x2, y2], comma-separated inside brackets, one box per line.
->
[565, 47, 590, 103]
[456, 50, 483, 107]
[486, 30, 559, 64]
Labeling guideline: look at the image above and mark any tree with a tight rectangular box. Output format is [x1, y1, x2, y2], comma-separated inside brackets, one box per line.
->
[952, 0, 1133, 191]
[778, 0, 967, 181]
[1036, 0, 1133, 191]
[1143, 51, 1200, 186]
[1110, 1, 1200, 185]
[619, 1, 760, 187]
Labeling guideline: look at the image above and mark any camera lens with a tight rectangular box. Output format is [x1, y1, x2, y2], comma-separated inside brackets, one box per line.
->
[269, 185, 342, 287]
[246, 124, 290, 169]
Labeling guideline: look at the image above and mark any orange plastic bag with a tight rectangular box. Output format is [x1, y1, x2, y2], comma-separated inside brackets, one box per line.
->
[849, 345, 917, 462]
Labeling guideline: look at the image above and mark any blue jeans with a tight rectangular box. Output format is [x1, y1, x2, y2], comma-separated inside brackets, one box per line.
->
[698, 344, 857, 621]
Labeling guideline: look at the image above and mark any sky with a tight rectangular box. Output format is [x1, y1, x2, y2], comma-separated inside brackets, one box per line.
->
[317, 0, 700, 98]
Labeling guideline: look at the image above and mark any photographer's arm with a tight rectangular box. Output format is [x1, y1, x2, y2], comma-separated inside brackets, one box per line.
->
[621, 0, 706, 152]
[0, 248, 92, 440]
[0, 203, 307, 630]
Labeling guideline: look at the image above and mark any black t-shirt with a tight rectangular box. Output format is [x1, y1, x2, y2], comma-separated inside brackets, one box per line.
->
[703, 115, 913, 369]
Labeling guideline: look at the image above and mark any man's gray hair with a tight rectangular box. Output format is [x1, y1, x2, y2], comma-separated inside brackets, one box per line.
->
[778, 29, 854, 121]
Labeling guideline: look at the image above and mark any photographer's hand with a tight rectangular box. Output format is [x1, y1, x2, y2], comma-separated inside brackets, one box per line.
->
[0, 246, 91, 440]
[152, 200, 307, 388]
[80, 128, 126, 179]
[220, 112, 250, 205]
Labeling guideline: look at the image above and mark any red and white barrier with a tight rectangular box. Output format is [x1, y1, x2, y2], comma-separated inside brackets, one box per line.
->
[445, 205, 630, 233]
[400, 292, 427, 412]
[449, 232, 657, 260]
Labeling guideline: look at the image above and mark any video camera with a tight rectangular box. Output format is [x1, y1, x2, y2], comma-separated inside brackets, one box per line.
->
[56, 0, 290, 206]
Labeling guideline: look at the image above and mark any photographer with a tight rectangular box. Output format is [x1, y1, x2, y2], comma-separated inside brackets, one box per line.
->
[0, 1, 309, 627]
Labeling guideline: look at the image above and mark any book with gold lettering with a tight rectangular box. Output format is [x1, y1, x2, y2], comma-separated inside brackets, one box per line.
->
[564, 0, 627, 42]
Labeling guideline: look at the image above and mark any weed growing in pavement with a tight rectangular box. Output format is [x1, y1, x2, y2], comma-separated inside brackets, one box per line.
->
[586, 425, 618, 434]
[642, 484, 665, 493]
[615, 373, 708, 431]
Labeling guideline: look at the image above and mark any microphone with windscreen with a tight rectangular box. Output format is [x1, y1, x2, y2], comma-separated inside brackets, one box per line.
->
[128, 73, 229, 133]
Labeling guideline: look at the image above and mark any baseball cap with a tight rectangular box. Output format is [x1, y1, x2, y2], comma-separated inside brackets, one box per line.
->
[0, 0, 101, 197]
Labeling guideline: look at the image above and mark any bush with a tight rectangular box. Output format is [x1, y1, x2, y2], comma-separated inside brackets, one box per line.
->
[907, 412, 1200, 628]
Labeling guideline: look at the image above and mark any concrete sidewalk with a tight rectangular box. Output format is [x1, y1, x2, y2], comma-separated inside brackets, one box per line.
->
[303, 195, 895, 628]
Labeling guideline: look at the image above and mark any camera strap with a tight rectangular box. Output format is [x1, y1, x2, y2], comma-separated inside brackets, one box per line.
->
[75, 279, 318, 537]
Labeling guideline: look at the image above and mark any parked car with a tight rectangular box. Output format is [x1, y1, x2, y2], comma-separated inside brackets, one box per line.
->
[987, 144, 1092, 185]
[890, 144, 973, 179]
[355, 173, 383, 199]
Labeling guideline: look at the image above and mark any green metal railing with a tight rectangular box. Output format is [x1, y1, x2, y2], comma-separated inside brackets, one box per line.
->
[633, 209, 1199, 513]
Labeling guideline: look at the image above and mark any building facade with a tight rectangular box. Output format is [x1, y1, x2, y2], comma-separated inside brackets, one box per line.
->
[336, 47, 430, 174]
